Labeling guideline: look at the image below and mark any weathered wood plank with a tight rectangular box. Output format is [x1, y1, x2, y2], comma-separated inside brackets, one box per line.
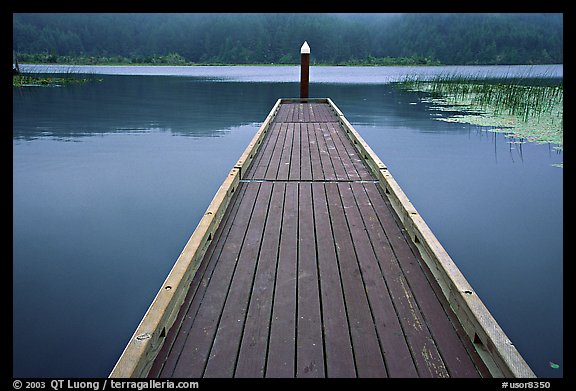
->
[304, 103, 314, 122]
[310, 103, 322, 122]
[362, 183, 483, 378]
[311, 182, 356, 377]
[266, 182, 298, 377]
[275, 104, 289, 123]
[309, 103, 320, 122]
[333, 125, 374, 181]
[311, 102, 336, 122]
[277, 122, 294, 180]
[299, 103, 306, 123]
[170, 183, 260, 377]
[235, 99, 281, 179]
[289, 104, 297, 122]
[347, 182, 447, 377]
[246, 122, 282, 180]
[325, 182, 387, 377]
[285, 103, 293, 122]
[308, 123, 324, 181]
[289, 123, 301, 181]
[151, 182, 249, 378]
[325, 121, 361, 181]
[234, 182, 285, 377]
[296, 183, 325, 377]
[320, 122, 349, 181]
[265, 123, 288, 180]
[300, 123, 312, 181]
[338, 181, 421, 378]
[203, 182, 273, 377]
[314, 123, 336, 181]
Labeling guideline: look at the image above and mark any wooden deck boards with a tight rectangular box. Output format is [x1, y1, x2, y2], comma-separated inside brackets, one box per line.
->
[148, 102, 491, 378]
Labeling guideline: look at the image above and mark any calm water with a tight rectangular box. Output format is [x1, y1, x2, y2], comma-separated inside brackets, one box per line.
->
[13, 65, 562, 378]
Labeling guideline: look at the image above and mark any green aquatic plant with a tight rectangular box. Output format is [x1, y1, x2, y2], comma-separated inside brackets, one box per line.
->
[397, 74, 563, 152]
[13, 65, 102, 87]
[13, 74, 98, 87]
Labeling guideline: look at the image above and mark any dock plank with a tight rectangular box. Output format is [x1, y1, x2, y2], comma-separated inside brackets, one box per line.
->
[266, 182, 298, 377]
[326, 122, 361, 181]
[170, 183, 260, 378]
[265, 123, 289, 181]
[325, 182, 388, 377]
[309, 123, 324, 181]
[233, 182, 284, 377]
[141, 101, 497, 379]
[363, 183, 488, 377]
[300, 123, 312, 181]
[288, 123, 301, 181]
[296, 183, 324, 378]
[277, 123, 294, 181]
[315, 123, 337, 181]
[150, 183, 249, 378]
[334, 123, 374, 181]
[247, 122, 282, 180]
[203, 182, 273, 377]
[312, 182, 356, 377]
[322, 123, 350, 181]
[338, 181, 420, 377]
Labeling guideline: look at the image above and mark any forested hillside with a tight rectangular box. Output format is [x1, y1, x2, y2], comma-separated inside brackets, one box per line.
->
[13, 13, 563, 65]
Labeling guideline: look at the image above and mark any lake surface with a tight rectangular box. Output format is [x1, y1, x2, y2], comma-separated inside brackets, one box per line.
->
[13, 65, 563, 378]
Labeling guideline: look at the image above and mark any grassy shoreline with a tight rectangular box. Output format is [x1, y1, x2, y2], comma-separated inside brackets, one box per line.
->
[16, 52, 443, 67]
[13, 69, 102, 87]
[19, 61, 444, 67]
[396, 75, 563, 159]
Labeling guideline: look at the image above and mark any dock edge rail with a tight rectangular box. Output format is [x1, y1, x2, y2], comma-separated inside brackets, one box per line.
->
[110, 97, 535, 378]
[325, 98, 535, 378]
[110, 98, 282, 378]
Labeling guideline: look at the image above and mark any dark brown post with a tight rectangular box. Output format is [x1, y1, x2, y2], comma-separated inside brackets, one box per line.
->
[300, 41, 310, 99]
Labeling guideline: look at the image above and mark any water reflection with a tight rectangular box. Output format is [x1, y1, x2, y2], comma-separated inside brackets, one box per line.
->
[13, 75, 296, 140]
[13, 69, 562, 378]
[13, 76, 449, 141]
[20, 64, 563, 83]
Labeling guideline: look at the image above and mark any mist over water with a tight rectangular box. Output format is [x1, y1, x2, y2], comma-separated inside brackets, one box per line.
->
[21, 63, 563, 83]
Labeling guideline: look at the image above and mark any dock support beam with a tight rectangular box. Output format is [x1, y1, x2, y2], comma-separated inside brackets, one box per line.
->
[300, 41, 310, 99]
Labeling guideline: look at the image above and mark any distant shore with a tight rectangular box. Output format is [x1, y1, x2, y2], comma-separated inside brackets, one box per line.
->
[18, 61, 563, 69]
[15, 53, 444, 67]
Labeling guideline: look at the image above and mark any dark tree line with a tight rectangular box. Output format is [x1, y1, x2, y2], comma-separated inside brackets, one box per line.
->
[13, 13, 563, 65]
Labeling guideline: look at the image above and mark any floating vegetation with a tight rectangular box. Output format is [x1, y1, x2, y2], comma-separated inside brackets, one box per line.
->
[13, 66, 102, 87]
[396, 75, 563, 158]
[12, 74, 102, 87]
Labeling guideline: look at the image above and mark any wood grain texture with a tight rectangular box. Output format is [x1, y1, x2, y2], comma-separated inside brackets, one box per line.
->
[115, 99, 531, 379]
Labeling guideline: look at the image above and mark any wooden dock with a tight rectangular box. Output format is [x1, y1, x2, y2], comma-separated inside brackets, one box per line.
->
[111, 99, 535, 378]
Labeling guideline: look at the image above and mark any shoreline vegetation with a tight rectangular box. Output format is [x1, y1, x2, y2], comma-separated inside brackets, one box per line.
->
[13, 64, 103, 87]
[11, 53, 442, 87]
[12, 55, 442, 87]
[396, 75, 563, 166]
[13, 74, 99, 87]
[16, 52, 444, 67]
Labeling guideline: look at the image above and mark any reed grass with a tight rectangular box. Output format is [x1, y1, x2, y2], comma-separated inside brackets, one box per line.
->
[13, 65, 101, 87]
[397, 74, 563, 149]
